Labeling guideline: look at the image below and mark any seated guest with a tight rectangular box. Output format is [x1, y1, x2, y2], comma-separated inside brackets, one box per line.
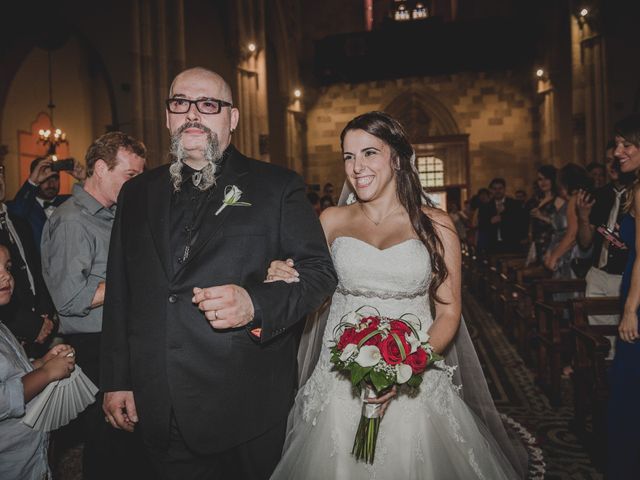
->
[477, 178, 527, 254]
[0, 243, 76, 480]
[0, 166, 55, 350]
[7, 156, 85, 250]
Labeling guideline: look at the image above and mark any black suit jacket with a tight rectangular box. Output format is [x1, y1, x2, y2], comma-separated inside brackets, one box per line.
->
[477, 197, 527, 253]
[0, 212, 55, 341]
[100, 147, 337, 454]
[7, 180, 70, 249]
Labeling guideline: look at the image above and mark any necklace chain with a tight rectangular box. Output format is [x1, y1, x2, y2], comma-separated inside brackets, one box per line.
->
[359, 202, 401, 226]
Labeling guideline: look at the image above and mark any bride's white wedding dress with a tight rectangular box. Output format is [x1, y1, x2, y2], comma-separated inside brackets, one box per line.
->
[271, 236, 522, 479]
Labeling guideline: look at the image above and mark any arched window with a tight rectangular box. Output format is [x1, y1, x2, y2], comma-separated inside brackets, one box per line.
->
[416, 155, 444, 188]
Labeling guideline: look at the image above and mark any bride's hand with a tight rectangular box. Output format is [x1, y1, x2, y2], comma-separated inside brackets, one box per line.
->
[365, 385, 398, 417]
[265, 259, 300, 283]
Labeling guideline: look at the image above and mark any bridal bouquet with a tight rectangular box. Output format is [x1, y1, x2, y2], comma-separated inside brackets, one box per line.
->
[329, 307, 442, 464]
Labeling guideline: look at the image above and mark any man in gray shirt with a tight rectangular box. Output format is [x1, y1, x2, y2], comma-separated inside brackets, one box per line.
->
[41, 131, 146, 479]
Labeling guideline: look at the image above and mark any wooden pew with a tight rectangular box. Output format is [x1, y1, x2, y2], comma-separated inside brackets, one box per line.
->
[508, 267, 551, 363]
[570, 297, 619, 467]
[534, 278, 586, 405]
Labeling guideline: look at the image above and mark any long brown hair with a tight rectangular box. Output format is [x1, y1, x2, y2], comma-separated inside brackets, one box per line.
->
[340, 111, 449, 304]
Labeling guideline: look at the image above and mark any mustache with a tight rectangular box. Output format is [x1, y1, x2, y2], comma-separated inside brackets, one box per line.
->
[176, 121, 213, 136]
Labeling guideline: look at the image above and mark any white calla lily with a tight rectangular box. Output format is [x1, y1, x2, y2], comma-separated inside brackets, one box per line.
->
[396, 363, 413, 384]
[342, 311, 361, 326]
[340, 343, 358, 362]
[355, 345, 382, 367]
[406, 332, 421, 354]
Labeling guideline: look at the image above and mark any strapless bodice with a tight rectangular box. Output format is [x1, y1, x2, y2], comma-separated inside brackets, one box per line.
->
[330, 236, 431, 300]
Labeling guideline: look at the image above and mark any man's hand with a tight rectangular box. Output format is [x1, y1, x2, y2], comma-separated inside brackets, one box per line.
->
[576, 189, 595, 222]
[192, 285, 255, 329]
[29, 159, 53, 185]
[103, 391, 138, 432]
[69, 160, 87, 182]
[35, 315, 54, 344]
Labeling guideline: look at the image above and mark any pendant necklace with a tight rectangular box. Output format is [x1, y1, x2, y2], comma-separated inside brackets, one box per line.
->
[359, 202, 401, 226]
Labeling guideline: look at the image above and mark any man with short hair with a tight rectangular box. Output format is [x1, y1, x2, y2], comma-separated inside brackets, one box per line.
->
[477, 177, 527, 254]
[41, 131, 146, 479]
[101, 67, 337, 479]
[8, 156, 85, 249]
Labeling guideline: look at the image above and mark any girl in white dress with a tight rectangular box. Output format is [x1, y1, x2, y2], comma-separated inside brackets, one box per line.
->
[268, 112, 528, 479]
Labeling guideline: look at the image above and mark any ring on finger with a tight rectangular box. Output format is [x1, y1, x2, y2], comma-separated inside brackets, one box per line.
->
[214, 310, 218, 320]
[104, 416, 110, 423]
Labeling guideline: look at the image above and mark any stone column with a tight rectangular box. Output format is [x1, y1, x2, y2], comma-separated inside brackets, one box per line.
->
[233, 0, 270, 162]
[131, 0, 186, 168]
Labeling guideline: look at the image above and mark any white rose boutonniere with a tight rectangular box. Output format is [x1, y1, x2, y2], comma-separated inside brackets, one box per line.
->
[215, 185, 252, 215]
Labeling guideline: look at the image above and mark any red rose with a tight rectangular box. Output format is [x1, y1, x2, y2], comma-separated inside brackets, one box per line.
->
[389, 320, 412, 336]
[361, 316, 381, 329]
[379, 334, 411, 365]
[353, 324, 381, 346]
[405, 348, 428, 374]
[337, 327, 358, 350]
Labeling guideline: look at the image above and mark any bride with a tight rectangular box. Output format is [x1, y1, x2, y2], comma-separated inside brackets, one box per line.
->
[268, 112, 528, 479]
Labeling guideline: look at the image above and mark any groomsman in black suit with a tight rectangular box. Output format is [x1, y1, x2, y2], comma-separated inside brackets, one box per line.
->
[477, 177, 528, 254]
[100, 67, 337, 480]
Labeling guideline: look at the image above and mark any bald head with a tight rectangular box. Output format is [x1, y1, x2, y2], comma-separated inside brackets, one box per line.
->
[169, 67, 233, 104]
[166, 66, 240, 169]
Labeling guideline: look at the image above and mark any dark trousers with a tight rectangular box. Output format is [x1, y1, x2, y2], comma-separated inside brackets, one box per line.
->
[145, 413, 287, 480]
[63, 333, 154, 480]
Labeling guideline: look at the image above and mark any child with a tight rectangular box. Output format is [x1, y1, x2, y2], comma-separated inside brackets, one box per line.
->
[0, 244, 76, 479]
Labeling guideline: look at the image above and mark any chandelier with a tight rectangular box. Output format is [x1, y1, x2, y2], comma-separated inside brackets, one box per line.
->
[38, 50, 68, 155]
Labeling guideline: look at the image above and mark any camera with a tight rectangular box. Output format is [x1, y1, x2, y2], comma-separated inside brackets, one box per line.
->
[50, 158, 75, 172]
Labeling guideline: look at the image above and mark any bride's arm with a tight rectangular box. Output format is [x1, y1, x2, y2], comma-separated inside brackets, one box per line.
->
[423, 208, 462, 354]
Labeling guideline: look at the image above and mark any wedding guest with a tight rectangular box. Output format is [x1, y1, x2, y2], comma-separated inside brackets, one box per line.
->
[608, 113, 640, 480]
[41, 131, 146, 479]
[0, 243, 76, 480]
[577, 144, 635, 354]
[0, 165, 55, 352]
[7, 156, 86, 249]
[586, 161, 607, 189]
[528, 165, 562, 266]
[543, 163, 592, 278]
[320, 182, 336, 208]
[477, 178, 527, 254]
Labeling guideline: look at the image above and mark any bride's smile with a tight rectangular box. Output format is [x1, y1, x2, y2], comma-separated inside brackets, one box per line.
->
[343, 129, 397, 204]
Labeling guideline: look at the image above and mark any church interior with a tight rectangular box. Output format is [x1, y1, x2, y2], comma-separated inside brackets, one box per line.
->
[1, 0, 639, 478]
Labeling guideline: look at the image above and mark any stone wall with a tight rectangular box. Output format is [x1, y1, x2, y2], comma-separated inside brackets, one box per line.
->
[305, 70, 540, 198]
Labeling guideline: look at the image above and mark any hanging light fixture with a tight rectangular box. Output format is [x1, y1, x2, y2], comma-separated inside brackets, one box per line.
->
[38, 50, 67, 156]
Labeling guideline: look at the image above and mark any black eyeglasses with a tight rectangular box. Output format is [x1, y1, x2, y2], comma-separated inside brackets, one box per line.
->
[166, 97, 233, 115]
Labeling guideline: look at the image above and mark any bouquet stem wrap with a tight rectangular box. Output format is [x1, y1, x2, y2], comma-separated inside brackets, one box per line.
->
[352, 384, 382, 464]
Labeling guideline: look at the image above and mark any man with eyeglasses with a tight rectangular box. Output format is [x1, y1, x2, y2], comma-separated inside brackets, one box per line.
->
[101, 67, 337, 479]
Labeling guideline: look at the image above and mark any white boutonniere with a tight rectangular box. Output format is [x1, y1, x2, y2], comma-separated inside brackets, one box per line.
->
[215, 185, 252, 215]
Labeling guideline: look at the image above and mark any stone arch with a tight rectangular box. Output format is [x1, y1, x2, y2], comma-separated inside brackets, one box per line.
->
[382, 90, 459, 143]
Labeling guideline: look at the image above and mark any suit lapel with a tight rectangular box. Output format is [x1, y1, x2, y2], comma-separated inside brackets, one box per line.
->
[146, 166, 174, 280]
[175, 149, 250, 275]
